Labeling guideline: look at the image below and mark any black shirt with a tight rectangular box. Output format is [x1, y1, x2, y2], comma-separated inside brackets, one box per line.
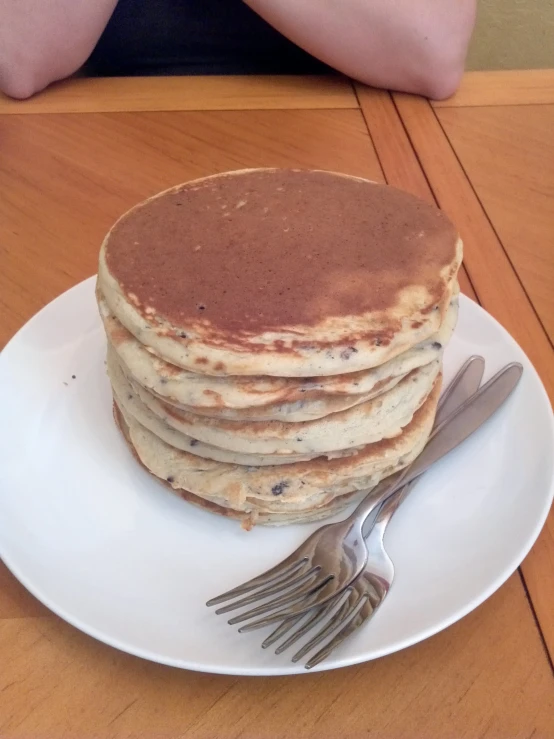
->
[86, 0, 329, 76]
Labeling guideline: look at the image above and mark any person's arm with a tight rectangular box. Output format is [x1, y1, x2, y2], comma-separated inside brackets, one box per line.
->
[0, 0, 117, 99]
[244, 0, 476, 99]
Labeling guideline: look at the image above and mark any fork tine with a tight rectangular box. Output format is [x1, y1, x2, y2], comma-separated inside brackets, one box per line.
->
[299, 577, 387, 668]
[206, 558, 308, 607]
[304, 596, 378, 669]
[237, 576, 340, 631]
[228, 573, 331, 625]
[261, 600, 335, 651]
[261, 612, 306, 649]
[215, 566, 320, 615]
[290, 589, 365, 663]
[274, 590, 355, 654]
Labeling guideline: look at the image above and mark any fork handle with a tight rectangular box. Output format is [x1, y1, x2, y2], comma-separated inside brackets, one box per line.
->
[345, 361, 522, 530]
[375, 478, 416, 526]
[360, 357, 484, 539]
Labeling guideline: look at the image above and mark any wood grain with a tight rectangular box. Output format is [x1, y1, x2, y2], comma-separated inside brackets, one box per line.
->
[436, 104, 554, 341]
[0, 575, 553, 738]
[394, 92, 554, 662]
[0, 75, 357, 114]
[433, 69, 554, 108]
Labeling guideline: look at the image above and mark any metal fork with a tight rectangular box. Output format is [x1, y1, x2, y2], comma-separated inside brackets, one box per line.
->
[258, 356, 487, 667]
[207, 359, 522, 630]
[261, 481, 412, 669]
[213, 358, 479, 628]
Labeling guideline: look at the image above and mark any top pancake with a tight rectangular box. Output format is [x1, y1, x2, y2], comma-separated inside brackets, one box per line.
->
[98, 169, 462, 377]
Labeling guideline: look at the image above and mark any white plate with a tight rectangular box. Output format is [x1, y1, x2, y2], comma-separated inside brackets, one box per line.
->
[0, 278, 552, 675]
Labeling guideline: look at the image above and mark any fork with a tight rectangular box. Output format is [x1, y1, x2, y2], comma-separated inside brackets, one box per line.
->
[261, 481, 412, 669]
[257, 356, 486, 667]
[213, 359, 479, 628]
[207, 358, 522, 629]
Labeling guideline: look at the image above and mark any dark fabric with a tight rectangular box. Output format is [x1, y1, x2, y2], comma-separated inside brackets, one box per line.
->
[85, 0, 330, 76]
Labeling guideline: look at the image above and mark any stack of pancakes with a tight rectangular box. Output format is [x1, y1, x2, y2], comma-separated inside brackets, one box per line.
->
[96, 169, 462, 528]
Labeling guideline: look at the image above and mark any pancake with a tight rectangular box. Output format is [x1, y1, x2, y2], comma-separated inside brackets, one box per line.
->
[113, 374, 440, 525]
[100, 290, 458, 421]
[98, 168, 461, 527]
[98, 169, 462, 377]
[114, 402, 380, 528]
[110, 354, 440, 455]
[109, 354, 363, 466]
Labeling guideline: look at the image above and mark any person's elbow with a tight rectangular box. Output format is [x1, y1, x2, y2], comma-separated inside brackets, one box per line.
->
[0, 47, 55, 99]
[354, 16, 472, 99]
[415, 52, 465, 101]
[0, 63, 42, 99]
[0, 46, 80, 99]
[414, 2, 475, 100]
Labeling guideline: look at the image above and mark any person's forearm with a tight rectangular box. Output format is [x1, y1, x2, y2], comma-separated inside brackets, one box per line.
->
[0, 0, 117, 98]
[244, 0, 476, 99]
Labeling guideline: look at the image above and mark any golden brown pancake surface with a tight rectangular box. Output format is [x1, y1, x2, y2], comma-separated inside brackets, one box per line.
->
[104, 169, 458, 336]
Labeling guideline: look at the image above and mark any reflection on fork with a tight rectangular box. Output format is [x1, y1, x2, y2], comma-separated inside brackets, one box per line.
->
[260, 479, 413, 669]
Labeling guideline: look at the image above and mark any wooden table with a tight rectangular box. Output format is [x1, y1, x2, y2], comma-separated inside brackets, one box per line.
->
[1, 70, 553, 738]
